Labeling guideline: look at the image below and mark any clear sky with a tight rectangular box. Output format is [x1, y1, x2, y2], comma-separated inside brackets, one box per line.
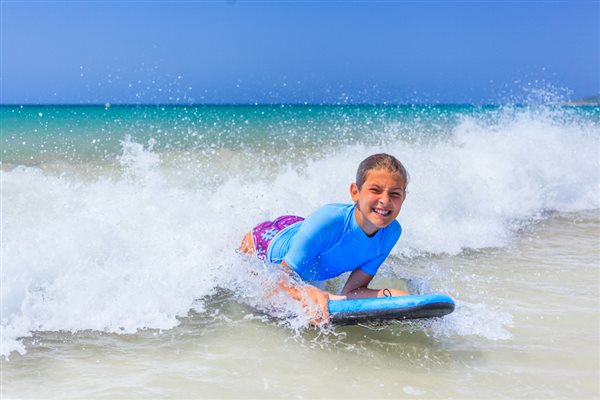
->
[1, 0, 598, 104]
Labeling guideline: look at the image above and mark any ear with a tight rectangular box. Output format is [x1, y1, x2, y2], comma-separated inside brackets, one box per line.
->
[350, 182, 360, 203]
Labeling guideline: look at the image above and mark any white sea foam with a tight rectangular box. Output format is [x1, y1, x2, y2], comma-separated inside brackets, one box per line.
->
[431, 300, 514, 341]
[1, 106, 598, 357]
[397, 108, 599, 256]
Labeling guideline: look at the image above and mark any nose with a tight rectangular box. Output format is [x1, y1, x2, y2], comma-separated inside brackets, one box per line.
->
[379, 191, 391, 205]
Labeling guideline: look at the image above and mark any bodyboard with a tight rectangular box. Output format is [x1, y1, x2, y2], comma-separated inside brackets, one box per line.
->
[328, 294, 455, 325]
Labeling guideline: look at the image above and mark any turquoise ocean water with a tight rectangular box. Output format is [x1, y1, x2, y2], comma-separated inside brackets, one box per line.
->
[2, 104, 599, 398]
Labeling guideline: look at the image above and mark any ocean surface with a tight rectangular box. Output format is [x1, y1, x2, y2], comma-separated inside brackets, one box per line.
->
[2, 104, 599, 398]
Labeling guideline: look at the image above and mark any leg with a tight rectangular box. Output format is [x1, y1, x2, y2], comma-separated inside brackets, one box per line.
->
[238, 231, 255, 256]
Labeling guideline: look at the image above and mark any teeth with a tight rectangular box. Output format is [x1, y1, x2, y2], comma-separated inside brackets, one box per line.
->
[373, 209, 390, 216]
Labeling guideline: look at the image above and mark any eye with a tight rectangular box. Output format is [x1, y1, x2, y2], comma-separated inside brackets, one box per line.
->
[369, 188, 381, 194]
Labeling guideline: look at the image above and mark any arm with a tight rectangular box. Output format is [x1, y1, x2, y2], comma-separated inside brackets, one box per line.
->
[277, 260, 331, 325]
[275, 207, 345, 322]
[340, 268, 408, 299]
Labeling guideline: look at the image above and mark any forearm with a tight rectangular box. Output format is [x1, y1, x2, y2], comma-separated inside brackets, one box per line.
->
[341, 268, 409, 299]
[276, 262, 331, 324]
[341, 286, 407, 299]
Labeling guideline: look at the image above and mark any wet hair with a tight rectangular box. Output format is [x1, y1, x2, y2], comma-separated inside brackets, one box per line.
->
[355, 153, 409, 190]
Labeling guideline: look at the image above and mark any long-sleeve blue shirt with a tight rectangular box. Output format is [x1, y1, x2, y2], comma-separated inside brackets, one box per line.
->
[267, 203, 401, 281]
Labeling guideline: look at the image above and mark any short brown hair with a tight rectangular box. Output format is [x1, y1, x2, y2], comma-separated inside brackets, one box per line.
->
[356, 153, 409, 190]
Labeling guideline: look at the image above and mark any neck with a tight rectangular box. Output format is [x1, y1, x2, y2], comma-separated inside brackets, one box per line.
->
[353, 205, 378, 237]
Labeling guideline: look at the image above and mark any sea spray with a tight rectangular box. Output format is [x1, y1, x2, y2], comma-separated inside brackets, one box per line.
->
[2, 104, 598, 358]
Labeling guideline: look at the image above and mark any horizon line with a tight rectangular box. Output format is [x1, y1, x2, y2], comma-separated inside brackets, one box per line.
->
[0, 101, 578, 107]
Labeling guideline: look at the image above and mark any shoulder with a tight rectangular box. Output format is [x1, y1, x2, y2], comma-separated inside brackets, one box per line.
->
[306, 203, 350, 227]
[380, 220, 402, 245]
[386, 219, 402, 236]
[298, 203, 350, 241]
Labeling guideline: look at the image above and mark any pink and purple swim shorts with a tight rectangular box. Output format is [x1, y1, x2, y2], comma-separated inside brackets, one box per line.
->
[251, 215, 304, 261]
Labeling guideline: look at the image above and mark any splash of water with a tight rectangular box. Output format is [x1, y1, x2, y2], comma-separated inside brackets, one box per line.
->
[2, 105, 598, 357]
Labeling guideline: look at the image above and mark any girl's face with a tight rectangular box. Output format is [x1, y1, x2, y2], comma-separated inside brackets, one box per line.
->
[350, 168, 407, 236]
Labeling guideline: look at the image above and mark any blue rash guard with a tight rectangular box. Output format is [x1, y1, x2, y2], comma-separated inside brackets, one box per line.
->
[266, 203, 401, 282]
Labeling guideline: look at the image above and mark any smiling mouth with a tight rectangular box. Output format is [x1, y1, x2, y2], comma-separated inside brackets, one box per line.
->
[373, 208, 391, 216]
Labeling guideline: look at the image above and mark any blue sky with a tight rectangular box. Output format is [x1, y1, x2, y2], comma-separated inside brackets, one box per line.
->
[1, 1, 598, 104]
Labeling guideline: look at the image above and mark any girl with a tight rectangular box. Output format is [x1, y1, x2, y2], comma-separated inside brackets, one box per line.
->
[239, 153, 409, 324]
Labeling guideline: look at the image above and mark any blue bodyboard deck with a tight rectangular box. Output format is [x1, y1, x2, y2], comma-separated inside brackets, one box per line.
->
[327, 294, 455, 325]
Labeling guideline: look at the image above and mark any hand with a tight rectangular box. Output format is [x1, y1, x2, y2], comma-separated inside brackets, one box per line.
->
[276, 279, 331, 326]
[301, 285, 331, 326]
